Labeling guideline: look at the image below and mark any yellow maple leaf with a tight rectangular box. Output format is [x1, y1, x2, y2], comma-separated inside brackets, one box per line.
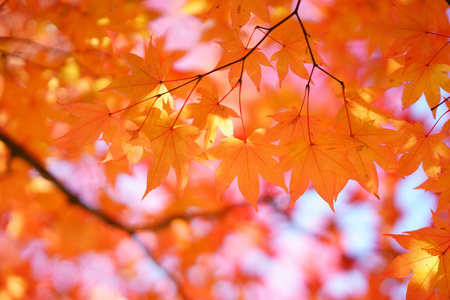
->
[391, 121, 450, 179]
[382, 214, 450, 300]
[182, 85, 239, 148]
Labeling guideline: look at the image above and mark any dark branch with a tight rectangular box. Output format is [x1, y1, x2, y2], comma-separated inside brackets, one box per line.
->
[0, 130, 133, 234]
[0, 129, 249, 299]
[133, 203, 247, 232]
[0, 129, 190, 299]
[431, 96, 449, 111]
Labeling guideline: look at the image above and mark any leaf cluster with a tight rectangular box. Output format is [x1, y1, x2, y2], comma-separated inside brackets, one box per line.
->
[1, 0, 450, 298]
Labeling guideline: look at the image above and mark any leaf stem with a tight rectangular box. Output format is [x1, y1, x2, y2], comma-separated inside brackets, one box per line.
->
[238, 79, 247, 140]
[427, 109, 450, 136]
[218, 81, 240, 105]
[428, 41, 450, 64]
[172, 78, 201, 126]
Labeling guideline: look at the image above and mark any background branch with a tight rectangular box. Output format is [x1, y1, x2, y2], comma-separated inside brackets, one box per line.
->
[0, 129, 191, 299]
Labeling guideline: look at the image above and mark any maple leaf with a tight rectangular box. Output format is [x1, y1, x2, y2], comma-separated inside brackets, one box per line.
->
[102, 121, 152, 169]
[416, 168, 450, 212]
[381, 3, 440, 65]
[280, 132, 356, 210]
[390, 121, 450, 179]
[181, 85, 239, 148]
[386, 60, 450, 114]
[207, 0, 270, 29]
[7, 0, 450, 298]
[58, 99, 119, 145]
[335, 118, 399, 198]
[270, 20, 320, 86]
[47, 0, 154, 50]
[382, 214, 450, 300]
[265, 107, 320, 145]
[336, 87, 395, 124]
[101, 41, 173, 109]
[143, 115, 203, 198]
[216, 37, 272, 90]
[204, 129, 287, 210]
[230, 0, 270, 29]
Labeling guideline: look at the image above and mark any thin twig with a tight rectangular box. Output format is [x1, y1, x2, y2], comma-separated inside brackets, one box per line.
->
[132, 203, 247, 232]
[431, 96, 450, 112]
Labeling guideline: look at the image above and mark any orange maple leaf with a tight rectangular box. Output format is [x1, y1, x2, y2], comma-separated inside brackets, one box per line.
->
[101, 41, 173, 109]
[416, 168, 450, 212]
[207, 0, 270, 29]
[143, 115, 203, 198]
[102, 122, 152, 169]
[230, 0, 270, 29]
[181, 85, 239, 148]
[382, 3, 439, 64]
[386, 61, 450, 113]
[58, 99, 119, 145]
[335, 118, 399, 198]
[216, 37, 272, 90]
[270, 20, 320, 86]
[391, 121, 450, 179]
[382, 214, 450, 300]
[204, 129, 287, 210]
[280, 132, 356, 210]
[265, 107, 320, 145]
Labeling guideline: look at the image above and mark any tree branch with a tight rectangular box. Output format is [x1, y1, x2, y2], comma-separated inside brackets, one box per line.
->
[0, 129, 190, 299]
[132, 203, 247, 232]
[0, 130, 132, 233]
[0, 129, 252, 299]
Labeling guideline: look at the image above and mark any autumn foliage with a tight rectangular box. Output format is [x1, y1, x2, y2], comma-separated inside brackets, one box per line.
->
[1, 0, 450, 299]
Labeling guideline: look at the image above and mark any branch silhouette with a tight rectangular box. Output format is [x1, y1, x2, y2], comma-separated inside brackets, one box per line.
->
[0, 130, 192, 299]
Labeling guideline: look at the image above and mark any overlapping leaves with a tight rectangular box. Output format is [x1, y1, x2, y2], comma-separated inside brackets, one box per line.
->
[58, 0, 450, 239]
[382, 215, 450, 300]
